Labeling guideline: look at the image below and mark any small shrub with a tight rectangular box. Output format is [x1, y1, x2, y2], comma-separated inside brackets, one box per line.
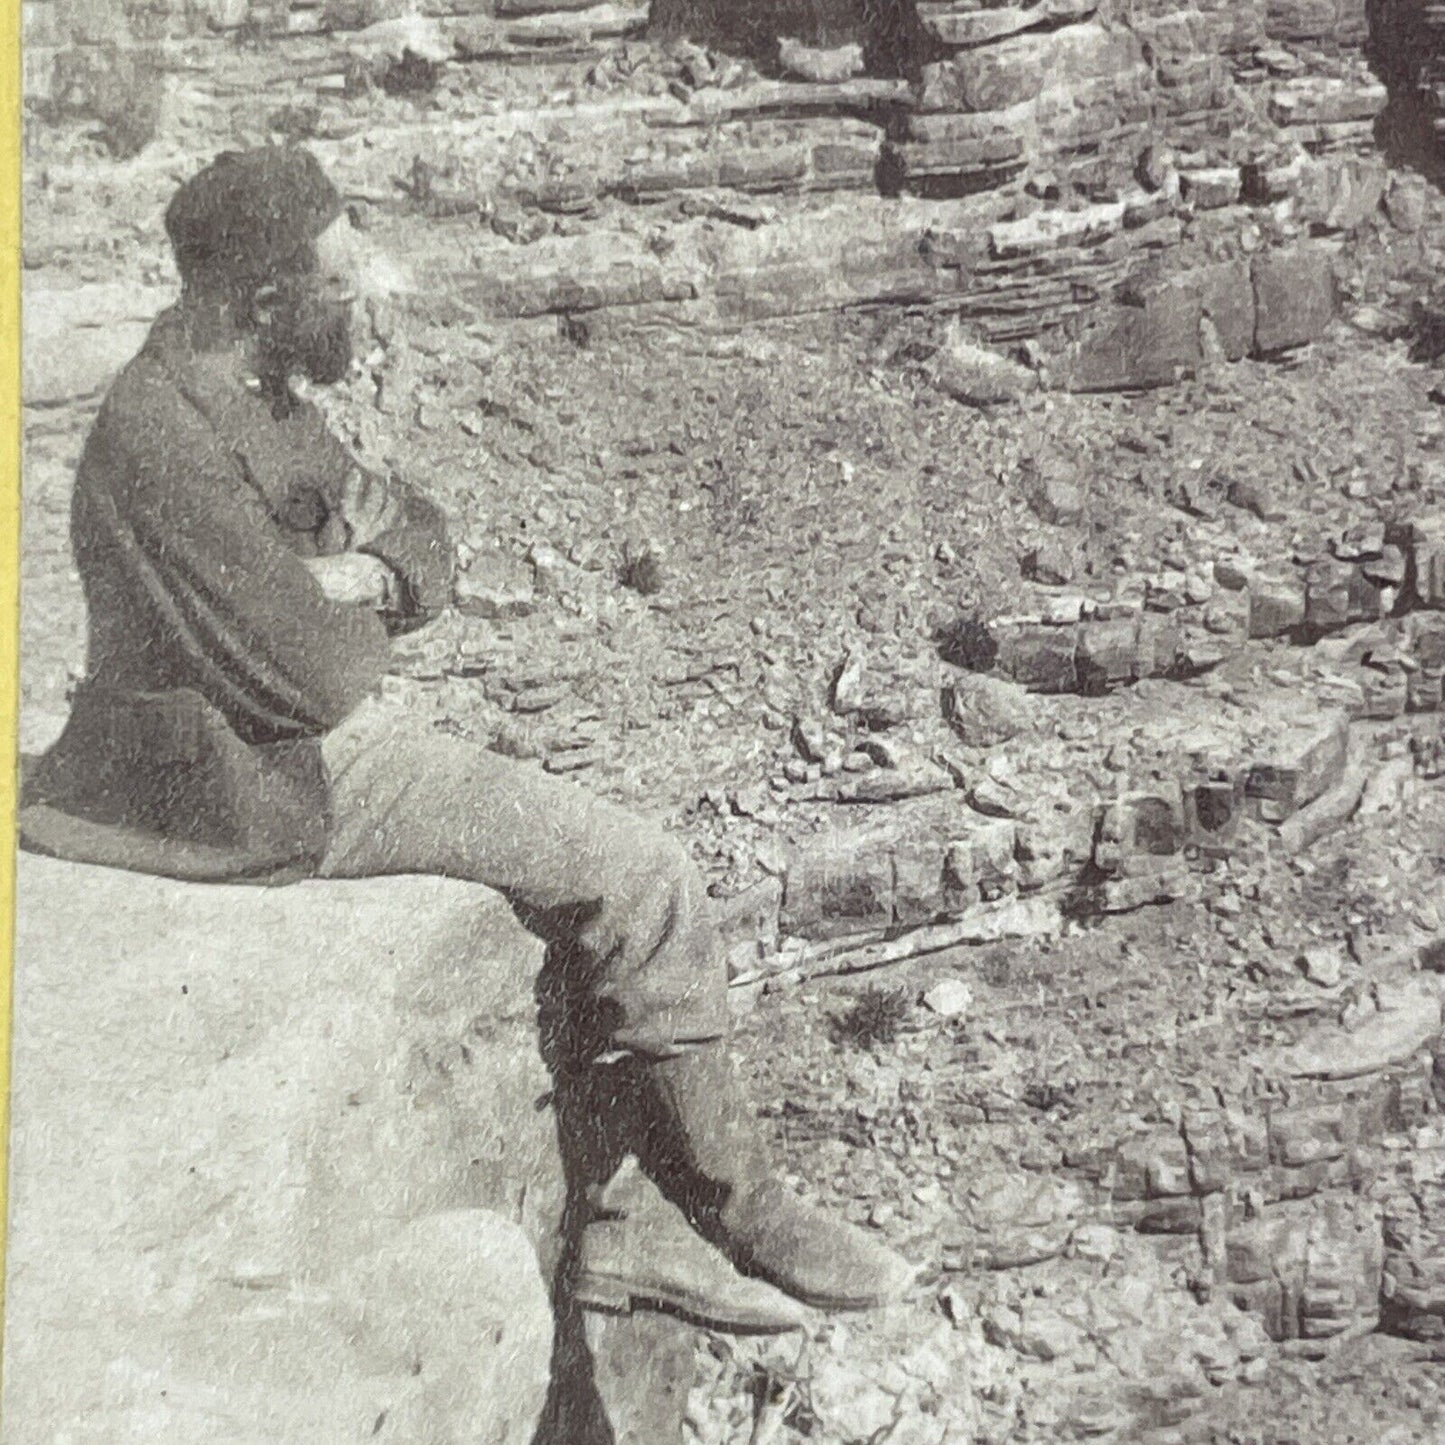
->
[829, 985, 911, 1050]
[619, 542, 665, 596]
[702, 457, 763, 537]
[381, 51, 441, 97]
[932, 606, 998, 671]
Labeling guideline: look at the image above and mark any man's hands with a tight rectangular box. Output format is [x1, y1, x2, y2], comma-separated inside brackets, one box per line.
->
[339, 466, 401, 551]
[304, 551, 398, 609]
[306, 466, 407, 612]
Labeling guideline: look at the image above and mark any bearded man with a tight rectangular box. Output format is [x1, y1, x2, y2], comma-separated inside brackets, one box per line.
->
[20, 146, 913, 1335]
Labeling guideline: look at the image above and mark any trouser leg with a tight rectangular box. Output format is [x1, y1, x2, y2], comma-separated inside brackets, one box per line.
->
[318, 700, 728, 1058]
[318, 701, 914, 1311]
[630, 1042, 917, 1310]
[627, 1040, 758, 1214]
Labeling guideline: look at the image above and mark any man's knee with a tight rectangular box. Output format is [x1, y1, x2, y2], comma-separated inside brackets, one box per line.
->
[609, 823, 713, 934]
[629, 825, 699, 899]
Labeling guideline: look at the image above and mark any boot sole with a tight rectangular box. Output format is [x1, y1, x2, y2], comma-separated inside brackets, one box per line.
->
[574, 1271, 809, 1336]
[733, 1258, 917, 1313]
[756, 1284, 899, 1312]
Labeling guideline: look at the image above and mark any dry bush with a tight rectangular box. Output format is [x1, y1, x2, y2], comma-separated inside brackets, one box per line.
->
[829, 985, 911, 1050]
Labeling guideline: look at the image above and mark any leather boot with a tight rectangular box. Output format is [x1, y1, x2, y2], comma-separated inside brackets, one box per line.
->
[575, 1157, 809, 1334]
[632, 1043, 916, 1312]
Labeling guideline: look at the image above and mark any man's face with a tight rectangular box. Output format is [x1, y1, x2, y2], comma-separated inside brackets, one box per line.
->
[252, 212, 402, 387]
[255, 269, 356, 386]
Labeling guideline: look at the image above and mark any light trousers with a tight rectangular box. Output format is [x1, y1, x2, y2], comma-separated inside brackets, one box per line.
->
[317, 698, 729, 1059]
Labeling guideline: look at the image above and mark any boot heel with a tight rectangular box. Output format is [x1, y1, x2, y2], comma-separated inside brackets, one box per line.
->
[574, 1273, 635, 1315]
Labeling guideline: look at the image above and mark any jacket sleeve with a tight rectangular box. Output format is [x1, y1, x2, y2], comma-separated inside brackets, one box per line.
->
[287, 400, 455, 629]
[357, 477, 455, 632]
[102, 373, 393, 740]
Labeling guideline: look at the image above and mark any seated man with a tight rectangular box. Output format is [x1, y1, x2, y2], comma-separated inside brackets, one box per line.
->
[21, 146, 913, 1334]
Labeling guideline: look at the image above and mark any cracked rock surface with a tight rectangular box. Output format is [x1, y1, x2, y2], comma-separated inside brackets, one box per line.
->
[17, 2, 1445, 1440]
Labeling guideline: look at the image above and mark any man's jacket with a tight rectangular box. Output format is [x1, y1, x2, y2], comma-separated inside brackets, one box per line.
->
[20, 305, 454, 881]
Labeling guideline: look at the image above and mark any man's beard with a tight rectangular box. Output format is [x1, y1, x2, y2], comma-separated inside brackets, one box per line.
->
[257, 281, 355, 386]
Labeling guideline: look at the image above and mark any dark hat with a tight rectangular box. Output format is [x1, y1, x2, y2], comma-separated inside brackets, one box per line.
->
[165, 145, 343, 287]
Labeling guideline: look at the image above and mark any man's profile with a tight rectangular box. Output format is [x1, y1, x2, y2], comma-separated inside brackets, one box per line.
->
[18, 144, 914, 1336]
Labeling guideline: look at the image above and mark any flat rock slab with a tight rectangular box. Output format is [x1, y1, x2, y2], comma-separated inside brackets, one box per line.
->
[916, 0, 1097, 48]
[1269, 978, 1444, 1082]
[24, 282, 172, 407]
[4, 854, 566, 1444]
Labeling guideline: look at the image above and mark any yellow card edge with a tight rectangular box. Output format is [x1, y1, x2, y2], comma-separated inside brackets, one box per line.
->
[1, 0, 21, 1390]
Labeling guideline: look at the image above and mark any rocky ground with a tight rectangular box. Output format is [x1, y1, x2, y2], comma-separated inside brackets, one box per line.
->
[19, 14, 1445, 1443]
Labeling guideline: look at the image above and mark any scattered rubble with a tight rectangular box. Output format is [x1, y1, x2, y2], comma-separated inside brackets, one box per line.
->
[19, 0, 1445, 1440]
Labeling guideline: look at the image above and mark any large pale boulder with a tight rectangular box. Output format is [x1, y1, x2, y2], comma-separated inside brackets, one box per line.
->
[3, 856, 566, 1445]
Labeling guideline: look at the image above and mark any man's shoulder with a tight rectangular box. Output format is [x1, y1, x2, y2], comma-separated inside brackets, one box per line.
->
[78, 353, 230, 517]
[97, 353, 169, 419]
[88, 328, 208, 462]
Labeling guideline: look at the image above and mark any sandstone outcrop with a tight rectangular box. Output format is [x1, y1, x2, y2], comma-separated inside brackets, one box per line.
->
[3, 855, 693, 1444]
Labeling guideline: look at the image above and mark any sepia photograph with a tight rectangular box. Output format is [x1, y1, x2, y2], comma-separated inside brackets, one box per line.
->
[5, 0, 1445, 1440]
